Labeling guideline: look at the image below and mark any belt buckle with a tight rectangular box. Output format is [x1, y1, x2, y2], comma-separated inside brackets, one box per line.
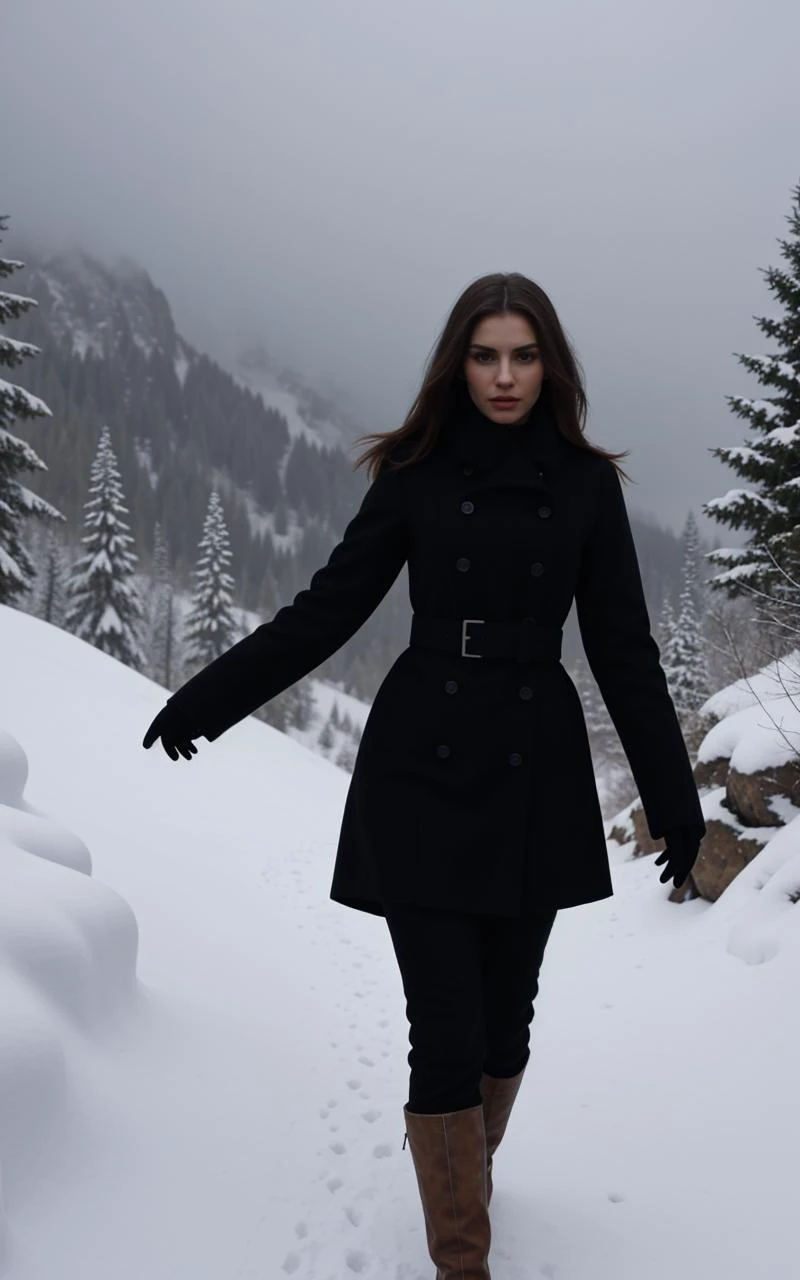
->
[461, 618, 484, 658]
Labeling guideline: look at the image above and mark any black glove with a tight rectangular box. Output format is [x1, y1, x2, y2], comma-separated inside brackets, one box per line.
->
[142, 704, 200, 762]
[654, 823, 705, 889]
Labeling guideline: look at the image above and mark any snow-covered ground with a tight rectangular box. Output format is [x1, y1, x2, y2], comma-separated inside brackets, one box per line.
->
[0, 601, 797, 1280]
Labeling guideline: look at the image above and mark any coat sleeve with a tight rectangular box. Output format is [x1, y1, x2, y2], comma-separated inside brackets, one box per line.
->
[166, 465, 408, 742]
[574, 460, 705, 839]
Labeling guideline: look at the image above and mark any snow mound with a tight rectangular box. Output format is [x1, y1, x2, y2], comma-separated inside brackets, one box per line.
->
[0, 725, 138, 1268]
[700, 646, 800, 721]
[697, 690, 800, 773]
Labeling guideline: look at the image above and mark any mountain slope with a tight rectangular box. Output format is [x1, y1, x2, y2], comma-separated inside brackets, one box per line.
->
[0, 602, 797, 1279]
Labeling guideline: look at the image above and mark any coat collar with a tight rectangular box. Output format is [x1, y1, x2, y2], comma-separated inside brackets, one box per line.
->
[441, 383, 572, 488]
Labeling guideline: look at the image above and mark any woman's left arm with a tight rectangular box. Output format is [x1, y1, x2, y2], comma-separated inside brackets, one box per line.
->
[574, 459, 706, 841]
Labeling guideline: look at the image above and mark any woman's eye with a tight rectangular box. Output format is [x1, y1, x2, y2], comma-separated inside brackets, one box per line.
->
[470, 351, 537, 363]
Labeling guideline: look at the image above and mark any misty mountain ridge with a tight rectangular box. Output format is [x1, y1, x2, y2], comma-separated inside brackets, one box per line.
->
[20, 247, 360, 453]
[10, 243, 704, 715]
[10, 245, 409, 703]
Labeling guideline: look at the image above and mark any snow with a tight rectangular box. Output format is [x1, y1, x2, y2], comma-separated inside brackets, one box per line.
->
[237, 482, 307, 549]
[0, 601, 798, 1279]
[0, 381, 52, 419]
[752, 398, 786, 423]
[0, 547, 25, 584]
[703, 486, 779, 515]
[767, 420, 800, 444]
[233, 352, 350, 454]
[308, 679, 371, 735]
[735, 354, 798, 382]
[11, 485, 62, 520]
[0, 291, 38, 311]
[700, 647, 800, 721]
[698, 689, 800, 774]
[717, 443, 765, 465]
[0, 337, 40, 363]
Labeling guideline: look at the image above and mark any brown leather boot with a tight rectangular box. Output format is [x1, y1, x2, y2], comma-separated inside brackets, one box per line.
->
[479, 1065, 527, 1205]
[403, 1102, 491, 1278]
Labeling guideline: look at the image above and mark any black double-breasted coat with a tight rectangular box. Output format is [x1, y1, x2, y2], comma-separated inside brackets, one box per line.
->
[164, 389, 705, 918]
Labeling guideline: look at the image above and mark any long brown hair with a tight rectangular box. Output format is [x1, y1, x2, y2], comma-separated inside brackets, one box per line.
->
[352, 272, 631, 484]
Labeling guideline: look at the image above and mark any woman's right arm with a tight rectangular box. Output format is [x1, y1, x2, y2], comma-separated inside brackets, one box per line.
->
[164, 465, 408, 742]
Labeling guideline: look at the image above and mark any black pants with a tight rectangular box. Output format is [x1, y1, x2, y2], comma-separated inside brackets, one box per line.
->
[384, 902, 558, 1115]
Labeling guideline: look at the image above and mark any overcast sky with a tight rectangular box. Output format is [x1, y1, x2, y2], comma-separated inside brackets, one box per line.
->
[3, 0, 799, 537]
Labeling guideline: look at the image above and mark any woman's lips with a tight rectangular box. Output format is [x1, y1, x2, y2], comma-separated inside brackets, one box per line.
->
[490, 398, 519, 406]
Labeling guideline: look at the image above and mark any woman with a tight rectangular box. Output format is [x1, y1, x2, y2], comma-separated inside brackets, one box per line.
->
[143, 272, 706, 1279]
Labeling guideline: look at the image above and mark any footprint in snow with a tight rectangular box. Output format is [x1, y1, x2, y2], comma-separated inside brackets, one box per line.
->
[345, 1249, 368, 1272]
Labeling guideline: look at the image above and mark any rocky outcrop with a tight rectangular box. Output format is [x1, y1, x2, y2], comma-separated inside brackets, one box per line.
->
[726, 761, 800, 827]
[607, 649, 800, 903]
[686, 788, 772, 901]
[692, 753, 729, 791]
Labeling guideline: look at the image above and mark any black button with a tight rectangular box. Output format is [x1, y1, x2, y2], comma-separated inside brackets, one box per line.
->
[518, 686, 533, 700]
[456, 556, 471, 572]
[508, 752, 523, 766]
[537, 505, 552, 519]
[530, 562, 545, 577]
[436, 743, 451, 758]
[460, 500, 475, 514]
[444, 679, 459, 694]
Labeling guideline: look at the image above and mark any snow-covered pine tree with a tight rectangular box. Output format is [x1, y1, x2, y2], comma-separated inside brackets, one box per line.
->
[288, 678, 315, 731]
[656, 591, 680, 687]
[318, 716, 335, 752]
[655, 591, 675, 665]
[182, 489, 237, 672]
[147, 520, 178, 687]
[570, 658, 612, 754]
[36, 525, 69, 626]
[668, 580, 712, 716]
[335, 740, 357, 772]
[703, 177, 800, 602]
[64, 425, 146, 668]
[14, 518, 68, 623]
[254, 678, 315, 733]
[681, 511, 708, 615]
[0, 216, 63, 604]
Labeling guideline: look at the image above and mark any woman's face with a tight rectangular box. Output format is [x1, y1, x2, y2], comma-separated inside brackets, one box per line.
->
[463, 312, 544, 425]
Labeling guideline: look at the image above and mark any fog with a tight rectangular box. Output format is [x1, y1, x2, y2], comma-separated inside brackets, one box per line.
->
[2, 0, 798, 535]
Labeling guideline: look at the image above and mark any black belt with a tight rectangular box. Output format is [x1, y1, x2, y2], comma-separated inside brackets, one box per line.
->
[409, 613, 563, 663]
